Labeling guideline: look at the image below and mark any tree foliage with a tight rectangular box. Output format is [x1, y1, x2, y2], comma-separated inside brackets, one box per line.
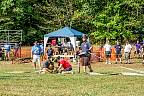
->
[0, 0, 143, 44]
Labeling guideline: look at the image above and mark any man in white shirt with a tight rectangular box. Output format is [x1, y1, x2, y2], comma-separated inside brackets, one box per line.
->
[104, 41, 112, 64]
[124, 41, 132, 64]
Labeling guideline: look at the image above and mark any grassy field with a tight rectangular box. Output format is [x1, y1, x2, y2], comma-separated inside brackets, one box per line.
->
[0, 61, 144, 96]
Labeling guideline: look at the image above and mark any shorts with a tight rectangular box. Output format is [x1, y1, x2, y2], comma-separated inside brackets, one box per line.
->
[5, 50, 10, 54]
[81, 56, 90, 66]
[125, 52, 130, 60]
[42, 61, 50, 68]
[116, 51, 122, 58]
[105, 51, 111, 58]
[33, 55, 40, 64]
[41, 52, 44, 56]
[64, 67, 72, 71]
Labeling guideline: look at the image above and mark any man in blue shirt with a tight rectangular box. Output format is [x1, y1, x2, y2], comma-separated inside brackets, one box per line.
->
[80, 34, 93, 73]
[31, 41, 41, 69]
[4, 43, 11, 60]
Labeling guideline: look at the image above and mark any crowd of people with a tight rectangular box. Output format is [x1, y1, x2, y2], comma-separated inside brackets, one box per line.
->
[31, 41, 73, 74]
[103, 40, 144, 64]
[1, 35, 143, 75]
[31, 34, 93, 74]
[31, 35, 144, 74]
[0, 43, 20, 61]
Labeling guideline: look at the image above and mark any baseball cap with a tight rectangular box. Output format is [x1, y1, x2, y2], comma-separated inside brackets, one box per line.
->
[82, 34, 88, 39]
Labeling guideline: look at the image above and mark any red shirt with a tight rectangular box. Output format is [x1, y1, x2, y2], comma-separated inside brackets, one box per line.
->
[58, 59, 72, 69]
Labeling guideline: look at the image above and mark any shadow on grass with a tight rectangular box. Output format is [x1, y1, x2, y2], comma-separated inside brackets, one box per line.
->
[99, 72, 122, 75]
[0, 75, 32, 80]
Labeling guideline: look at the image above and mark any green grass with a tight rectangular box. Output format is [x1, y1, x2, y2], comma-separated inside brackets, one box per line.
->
[0, 62, 144, 96]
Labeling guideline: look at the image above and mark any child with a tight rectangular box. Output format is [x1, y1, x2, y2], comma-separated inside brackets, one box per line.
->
[39, 57, 54, 73]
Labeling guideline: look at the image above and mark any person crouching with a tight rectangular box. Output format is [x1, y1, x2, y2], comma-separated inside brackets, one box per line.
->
[56, 56, 72, 73]
[39, 57, 54, 74]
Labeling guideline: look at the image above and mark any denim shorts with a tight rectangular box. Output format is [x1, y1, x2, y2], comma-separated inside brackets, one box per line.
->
[64, 67, 72, 71]
[116, 51, 122, 58]
[105, 51, 111, 58]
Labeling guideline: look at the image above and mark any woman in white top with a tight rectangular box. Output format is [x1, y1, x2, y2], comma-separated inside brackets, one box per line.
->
[104, 41, 112, 64]
[124, 41, 132, 64]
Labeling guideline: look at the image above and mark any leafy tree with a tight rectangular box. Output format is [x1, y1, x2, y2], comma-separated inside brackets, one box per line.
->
[0, 0, 143, 45]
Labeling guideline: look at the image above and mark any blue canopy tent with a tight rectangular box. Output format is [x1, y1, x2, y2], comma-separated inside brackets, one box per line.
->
[44, 27, 84, 52]
[44, 27, 84, 37]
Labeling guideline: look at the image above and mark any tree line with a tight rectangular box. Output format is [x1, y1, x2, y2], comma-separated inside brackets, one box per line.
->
[0, 0, 144, 45]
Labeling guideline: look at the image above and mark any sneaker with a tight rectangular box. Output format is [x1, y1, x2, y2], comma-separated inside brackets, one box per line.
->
[89, 70, 93, 72]
[115, 62, 117, 64]
[105, 62, 108, 64]
[120, 62, 122, 64]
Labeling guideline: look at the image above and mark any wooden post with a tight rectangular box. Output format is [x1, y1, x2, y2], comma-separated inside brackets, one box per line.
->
[77, 56, 80, 73]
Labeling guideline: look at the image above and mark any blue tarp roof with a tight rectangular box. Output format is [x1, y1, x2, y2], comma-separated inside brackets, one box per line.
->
[44, 27, 84, 37]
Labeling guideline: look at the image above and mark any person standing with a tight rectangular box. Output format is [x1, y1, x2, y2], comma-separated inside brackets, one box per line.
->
[124, 41, 132, 64]
[141, 43, 144, 64]
[47, 45, 54, 58]
[114, 42, 122, 64]
[40, 42, 44, 61]
[104, 41, 112, 64]
[14, 43, 20, 58]
[4, 43, 11, 60]
[135, 41, 141, 58]
[31, 41, 41, 70]
[0, 45, 2, 60]
[80, 34, 93, 73]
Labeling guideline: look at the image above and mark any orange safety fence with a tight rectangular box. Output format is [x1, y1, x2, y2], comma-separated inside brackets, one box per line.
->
[14, 46, 118, 62]
[10, 47, 31, 64]
[10, 48, 31, 58]
[91, 46, 117, 62]
[21, 49, 31, 58]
